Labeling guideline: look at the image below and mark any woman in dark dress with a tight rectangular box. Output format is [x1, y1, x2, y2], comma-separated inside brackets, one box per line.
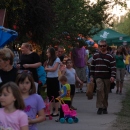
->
[0, 48, 18, 107]
[17, 43, 41, 92]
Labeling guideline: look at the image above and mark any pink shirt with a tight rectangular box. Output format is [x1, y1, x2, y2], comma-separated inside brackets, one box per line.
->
[0, 108, 28, 130]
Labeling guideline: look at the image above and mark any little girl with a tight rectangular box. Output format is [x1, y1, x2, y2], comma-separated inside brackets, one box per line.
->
[45, 47, 60, 116]
[16, 72, 45, 130]
[0, 82, 28, 130]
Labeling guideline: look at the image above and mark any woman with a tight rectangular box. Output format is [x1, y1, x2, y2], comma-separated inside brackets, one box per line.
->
[0, 48, 18, 88]
[115, 46, 126, 94]
[0, 48, 18, 108]
[17, 42, 41, 83]
[45, 47, 60, 116]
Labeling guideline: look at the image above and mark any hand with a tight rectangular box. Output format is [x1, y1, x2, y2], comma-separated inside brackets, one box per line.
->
[57, 96, 61, 99]
[16, 64, 20, 69]
[28, 117, 33, 124]
[23, 64, 30, 68]
[90, 77, 94, 82]
[59, 91, 62, 95]
[110, 77, 115, 83]
[80, 81, 83, 85]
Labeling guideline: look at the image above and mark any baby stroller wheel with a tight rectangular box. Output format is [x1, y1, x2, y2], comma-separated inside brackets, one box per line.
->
[60, 118, 65, 123]
[67, 118, 73, 124]
[73, 117, 79, 123]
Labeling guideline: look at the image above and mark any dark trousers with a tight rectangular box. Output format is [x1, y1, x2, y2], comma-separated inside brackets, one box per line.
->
[59, 100, 71, 119]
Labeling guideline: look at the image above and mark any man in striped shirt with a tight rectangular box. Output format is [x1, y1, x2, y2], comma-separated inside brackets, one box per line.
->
[90, 40, 116, 114]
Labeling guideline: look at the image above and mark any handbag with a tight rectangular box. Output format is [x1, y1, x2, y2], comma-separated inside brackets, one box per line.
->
[86, 82, 94, 100]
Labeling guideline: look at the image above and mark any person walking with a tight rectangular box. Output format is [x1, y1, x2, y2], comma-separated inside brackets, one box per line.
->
[71, 39, 88, 92]
[115, 46, 126, 94]
[90, 40, 116, 114]
[55, 75, 71, 122]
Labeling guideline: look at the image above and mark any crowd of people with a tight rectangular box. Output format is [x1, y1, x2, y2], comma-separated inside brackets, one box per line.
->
[0, 39, 130, 129]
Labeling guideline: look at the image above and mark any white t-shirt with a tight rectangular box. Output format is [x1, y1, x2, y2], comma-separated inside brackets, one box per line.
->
[47, 57, 60, 78]
[0, 108, 28, 130]
[65, 68, 76, 84]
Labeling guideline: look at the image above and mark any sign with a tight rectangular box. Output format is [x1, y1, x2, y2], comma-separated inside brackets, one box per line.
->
[0, 9, 6, 26]
[100, 31, 109, 39]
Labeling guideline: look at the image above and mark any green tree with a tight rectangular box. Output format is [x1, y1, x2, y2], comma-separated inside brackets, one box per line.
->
[114, 12, 130, 36]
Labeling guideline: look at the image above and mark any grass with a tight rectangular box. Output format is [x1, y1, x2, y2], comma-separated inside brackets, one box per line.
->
[112, 80, 130, 130]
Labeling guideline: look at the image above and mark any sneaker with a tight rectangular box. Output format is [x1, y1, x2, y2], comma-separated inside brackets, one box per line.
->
[103, 108, 108, 114]
[75, 88, 80, 93]
[97, 108, 102, 115]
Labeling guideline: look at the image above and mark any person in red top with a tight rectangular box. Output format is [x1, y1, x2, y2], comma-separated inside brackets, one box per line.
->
[90, 40, 116, 115]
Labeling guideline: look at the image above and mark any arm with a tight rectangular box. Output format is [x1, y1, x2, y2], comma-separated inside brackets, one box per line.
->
[45, 62, 59, 72]
[110, 56, 116, 82]
[75, 73, 83, 84]
[23, 62, 41, 69]
[90, 57, 95, 82]
[20, 126, 29, 130]
[59, 86, 67, 98]
[28, 109, 45, 124]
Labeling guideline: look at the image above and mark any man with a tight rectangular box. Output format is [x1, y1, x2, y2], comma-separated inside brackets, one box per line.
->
[57, 46, 65, 62]
[90, 40, 116, 114]
[71, 39, 88, 92]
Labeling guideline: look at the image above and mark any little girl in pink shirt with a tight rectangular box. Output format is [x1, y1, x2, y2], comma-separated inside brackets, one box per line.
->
[0, 82, 28, 130]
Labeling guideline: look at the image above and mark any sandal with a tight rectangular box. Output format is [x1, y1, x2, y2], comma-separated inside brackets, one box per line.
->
[55, 119, 59, 122]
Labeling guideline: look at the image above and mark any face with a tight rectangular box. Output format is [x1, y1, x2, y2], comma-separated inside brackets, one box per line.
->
[99, 42, 107, 52]
[58, 48, 64, 57]
[0, 88, 16, 107]
[0, 58, 9, 70]
[66, 61, 72, 68]
[21, 45, 28, 54]
[18, 77, 31, 94]
[117, 47, 122, 53]
[60, 80, 66, 85]
[46, 49, 51, 58]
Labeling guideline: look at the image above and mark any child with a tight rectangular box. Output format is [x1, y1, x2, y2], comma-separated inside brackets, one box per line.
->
[55, 75, 71, 122]
[0, 82, 28, 130]
[45, 47, 60, 116]
[16, 72, 45, 130]
[62, 59, 83, 110]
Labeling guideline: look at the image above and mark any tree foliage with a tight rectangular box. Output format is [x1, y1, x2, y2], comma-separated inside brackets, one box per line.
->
[0, 0, 127, 49]
[114, 11, 130, 36]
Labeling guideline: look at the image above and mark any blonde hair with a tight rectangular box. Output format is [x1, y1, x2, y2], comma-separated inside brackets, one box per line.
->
[0, 48, 14, 65]
[22, 42, 32, 51]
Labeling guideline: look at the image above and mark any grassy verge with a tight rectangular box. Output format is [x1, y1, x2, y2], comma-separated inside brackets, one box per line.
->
[112, 80, 130, 130]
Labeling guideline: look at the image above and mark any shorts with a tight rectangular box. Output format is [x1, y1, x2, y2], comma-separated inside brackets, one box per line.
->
[116, 68, 125, 82]
[70, 84, 75, 96]
[75, 66, 86, 81]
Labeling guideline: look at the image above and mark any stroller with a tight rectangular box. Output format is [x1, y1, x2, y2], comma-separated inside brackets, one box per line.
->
[44, 96, 54, 120]
[56, 98, 79, 124]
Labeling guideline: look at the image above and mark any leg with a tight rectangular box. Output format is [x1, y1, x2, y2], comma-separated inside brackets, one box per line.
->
[96, 78, 104, 114]
[103, 79, 110, 113]
[116, 68, 120, 94]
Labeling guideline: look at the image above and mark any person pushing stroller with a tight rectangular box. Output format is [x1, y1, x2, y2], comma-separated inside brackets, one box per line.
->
[55, 75, 71, 122]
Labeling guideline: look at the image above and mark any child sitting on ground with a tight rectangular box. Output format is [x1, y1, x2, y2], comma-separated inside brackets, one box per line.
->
[55, 75, 71, 122]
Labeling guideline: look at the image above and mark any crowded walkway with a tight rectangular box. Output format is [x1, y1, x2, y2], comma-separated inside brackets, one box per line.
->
[38, 79, 127, 130]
